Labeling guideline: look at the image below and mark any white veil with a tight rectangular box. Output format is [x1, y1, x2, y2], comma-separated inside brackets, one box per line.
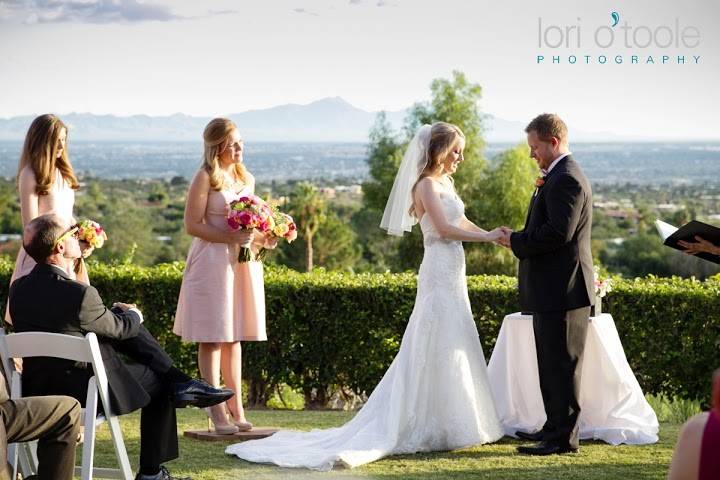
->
[380, 124, 432, 236]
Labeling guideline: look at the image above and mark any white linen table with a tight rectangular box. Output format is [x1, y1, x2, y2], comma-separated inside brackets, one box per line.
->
[487, 312, 659, 445]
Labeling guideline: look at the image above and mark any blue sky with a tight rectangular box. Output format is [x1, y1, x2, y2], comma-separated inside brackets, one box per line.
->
[0, 0, 718, 139]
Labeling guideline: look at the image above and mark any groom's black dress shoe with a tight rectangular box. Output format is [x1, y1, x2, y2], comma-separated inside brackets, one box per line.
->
[515, 430, 544, 442]
[172, 379, 234, 408]
[517, 441, 578, 456]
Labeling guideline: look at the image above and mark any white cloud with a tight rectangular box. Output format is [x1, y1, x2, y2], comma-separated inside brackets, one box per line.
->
[0, 0, 241, 24]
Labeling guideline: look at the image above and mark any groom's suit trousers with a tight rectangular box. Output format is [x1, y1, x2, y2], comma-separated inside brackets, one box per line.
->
[533, 307, 589, 449]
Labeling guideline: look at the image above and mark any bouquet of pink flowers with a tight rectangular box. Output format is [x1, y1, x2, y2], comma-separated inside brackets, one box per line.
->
[257, 208, 298, 260]
[77, 219, 108, 249]
[227, 194, 273, 262]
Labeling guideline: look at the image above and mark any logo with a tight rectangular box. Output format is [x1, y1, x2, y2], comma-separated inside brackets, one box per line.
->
[535, 12, 702, 65]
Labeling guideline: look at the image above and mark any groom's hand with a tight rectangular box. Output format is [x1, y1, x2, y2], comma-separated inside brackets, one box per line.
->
[497, 226, 513, 248]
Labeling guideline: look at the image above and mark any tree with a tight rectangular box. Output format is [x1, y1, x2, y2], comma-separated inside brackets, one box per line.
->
[362, 113, 403, 214]
[272, 190, 360, 272]
[289, 182, 326, 272]
[470, 144, 537, 274]
[310, 211, 362, 271]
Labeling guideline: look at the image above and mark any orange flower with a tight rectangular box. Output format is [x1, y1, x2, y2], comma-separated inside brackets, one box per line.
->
[535, 177, 545, 188]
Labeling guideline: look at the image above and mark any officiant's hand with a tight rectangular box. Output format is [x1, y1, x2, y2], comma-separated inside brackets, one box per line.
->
[678, 236, 720, 255]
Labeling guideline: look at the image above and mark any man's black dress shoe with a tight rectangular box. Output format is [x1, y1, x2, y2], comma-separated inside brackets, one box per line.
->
[517, 441, 578, 456]
[135, 466, 192, 480]
[172, 379, 234, 408]
[515, 430, 544, 442]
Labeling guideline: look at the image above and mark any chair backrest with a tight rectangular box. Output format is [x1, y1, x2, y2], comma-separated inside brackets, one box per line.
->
[0, 331, 111, 413]
[0, 330, 133, 479]
[2, 332, 94, 363]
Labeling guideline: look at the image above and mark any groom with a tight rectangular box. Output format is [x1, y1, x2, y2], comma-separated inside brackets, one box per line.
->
[499, 113, 594, 455]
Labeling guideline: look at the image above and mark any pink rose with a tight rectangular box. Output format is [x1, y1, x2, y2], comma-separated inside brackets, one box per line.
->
[228, 216, 241, 230]
[238, 211, 253, 226]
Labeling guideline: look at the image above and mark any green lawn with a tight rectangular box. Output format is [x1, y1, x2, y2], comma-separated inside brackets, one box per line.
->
[85, 408, 679, 480]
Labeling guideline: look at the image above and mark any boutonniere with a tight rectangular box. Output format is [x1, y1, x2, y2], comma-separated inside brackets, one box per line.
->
[535, 176, 546, 188]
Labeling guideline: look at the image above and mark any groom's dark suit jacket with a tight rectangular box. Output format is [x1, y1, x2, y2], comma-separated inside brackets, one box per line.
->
[510, 155, 594, 312]
[8, 263, 158, 414]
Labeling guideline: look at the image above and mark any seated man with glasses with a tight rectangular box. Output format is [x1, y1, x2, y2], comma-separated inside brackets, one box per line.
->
[8, 214, 232, 480]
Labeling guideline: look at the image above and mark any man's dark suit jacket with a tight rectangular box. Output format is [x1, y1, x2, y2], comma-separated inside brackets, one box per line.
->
[9, 263, 150, 414]
[510, 155, 594, 313]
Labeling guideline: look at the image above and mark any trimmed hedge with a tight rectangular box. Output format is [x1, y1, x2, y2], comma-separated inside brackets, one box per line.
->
[0, 259, 717, 406]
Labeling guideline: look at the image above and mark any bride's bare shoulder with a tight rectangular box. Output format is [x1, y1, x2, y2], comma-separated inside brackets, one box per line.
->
[416, 177, 442, 193]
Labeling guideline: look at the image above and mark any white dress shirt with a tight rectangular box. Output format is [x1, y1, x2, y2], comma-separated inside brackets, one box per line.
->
[541, 152, 571, 176]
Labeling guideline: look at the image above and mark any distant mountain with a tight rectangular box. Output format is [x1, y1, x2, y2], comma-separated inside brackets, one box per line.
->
[228, 97, 406, 142]
[0, 97, 675, 143]
[0, 98, 406, 142]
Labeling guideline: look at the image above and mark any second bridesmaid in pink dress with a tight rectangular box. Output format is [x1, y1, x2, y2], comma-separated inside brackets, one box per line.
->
[174, 118, 275, 434]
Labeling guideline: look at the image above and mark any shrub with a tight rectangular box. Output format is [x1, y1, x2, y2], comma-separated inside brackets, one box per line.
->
[0, 259, 716, 407]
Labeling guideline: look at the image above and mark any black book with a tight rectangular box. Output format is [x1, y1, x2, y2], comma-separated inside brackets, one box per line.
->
[655, 219, 720, 264]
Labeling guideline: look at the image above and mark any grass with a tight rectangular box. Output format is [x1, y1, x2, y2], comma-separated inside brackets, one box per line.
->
[85, 407, 682, 480]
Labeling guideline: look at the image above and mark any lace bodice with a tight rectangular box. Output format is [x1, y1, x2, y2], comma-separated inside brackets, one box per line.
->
[419, 186, 465, 247]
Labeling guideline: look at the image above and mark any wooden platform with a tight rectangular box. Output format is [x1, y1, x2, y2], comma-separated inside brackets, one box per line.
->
[183, 427, 279, 442]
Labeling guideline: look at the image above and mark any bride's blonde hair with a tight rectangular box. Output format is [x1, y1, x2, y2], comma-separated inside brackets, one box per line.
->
[202, 118, 248, 191]
[17, 114, 79, 195]
[409, 122, 464, 216]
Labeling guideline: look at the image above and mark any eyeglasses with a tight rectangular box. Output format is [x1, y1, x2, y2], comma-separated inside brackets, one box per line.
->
[54, 224, 79, 247]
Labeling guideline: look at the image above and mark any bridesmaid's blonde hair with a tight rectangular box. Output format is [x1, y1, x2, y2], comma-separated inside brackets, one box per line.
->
[17, 114, 79, 195]
[409, 122, 464, 216]
[202, 118, 248, 191]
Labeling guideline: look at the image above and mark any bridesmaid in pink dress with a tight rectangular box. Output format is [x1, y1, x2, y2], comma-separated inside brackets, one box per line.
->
[174, 118, 275, 434]
[5, 114, 90, 323]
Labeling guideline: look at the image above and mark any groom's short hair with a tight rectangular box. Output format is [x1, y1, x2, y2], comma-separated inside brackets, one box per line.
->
[526, 114, 568, 143]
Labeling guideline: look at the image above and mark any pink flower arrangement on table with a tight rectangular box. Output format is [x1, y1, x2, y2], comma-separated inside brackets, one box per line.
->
[77, 219, 108, 249]
[227, 194, 273, 262]
[593, 265, 613, 298]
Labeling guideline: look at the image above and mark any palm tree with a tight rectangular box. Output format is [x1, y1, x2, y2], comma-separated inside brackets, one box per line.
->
[292, 182, 326, 271]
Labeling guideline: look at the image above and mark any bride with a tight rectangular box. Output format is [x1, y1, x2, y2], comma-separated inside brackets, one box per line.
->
[226, 122, 504, 470]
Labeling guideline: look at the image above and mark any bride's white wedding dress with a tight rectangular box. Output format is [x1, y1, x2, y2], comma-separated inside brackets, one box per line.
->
[226, 186, 503, 470]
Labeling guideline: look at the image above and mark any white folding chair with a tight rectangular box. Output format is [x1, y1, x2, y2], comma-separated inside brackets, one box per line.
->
[0, 330, 133, 480]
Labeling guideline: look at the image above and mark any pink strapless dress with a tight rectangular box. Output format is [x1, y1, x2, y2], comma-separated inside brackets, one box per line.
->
[6, 169, 87, 323]
[700, 409, 720, 479]
[173, 186, 266, 342]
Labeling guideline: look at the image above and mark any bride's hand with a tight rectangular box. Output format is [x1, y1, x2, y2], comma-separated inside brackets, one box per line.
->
[484, 228, 505, 243]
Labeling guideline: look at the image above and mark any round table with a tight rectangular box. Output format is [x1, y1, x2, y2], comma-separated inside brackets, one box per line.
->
[487, 312, 659, 445]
